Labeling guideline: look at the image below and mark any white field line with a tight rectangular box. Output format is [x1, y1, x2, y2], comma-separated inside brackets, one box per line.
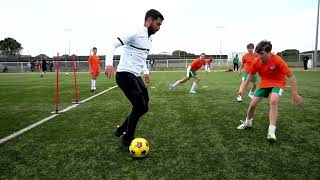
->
[0, 85, 118, 145]
[80, 85, 118, 103]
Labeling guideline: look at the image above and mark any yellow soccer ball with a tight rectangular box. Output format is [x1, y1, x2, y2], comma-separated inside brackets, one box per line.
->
[129, 138, 150, 158]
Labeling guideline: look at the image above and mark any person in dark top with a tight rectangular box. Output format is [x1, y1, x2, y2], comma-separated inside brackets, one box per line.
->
[303, 56, 310, 71]
[49, 60, 54, 72]
[30, 60, 35, 72]
[150, 57, 155, 71]
[40, 59, 47, 77]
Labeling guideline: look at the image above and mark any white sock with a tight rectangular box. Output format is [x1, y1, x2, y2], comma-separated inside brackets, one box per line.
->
[93, 79, 96, 89]
[91, 79, 94, 90]
[268, 124, 276, 134]
[190, 82, 197, 92]
[245, 117, 253, 124]
[172, 80, 181, 88]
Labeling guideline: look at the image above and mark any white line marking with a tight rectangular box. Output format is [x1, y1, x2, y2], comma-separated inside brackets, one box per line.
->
[80, 85, 118, 103]
[0, 114, 59, 144]
[0, 85, 118, 145]
[58, 103, 80, 113]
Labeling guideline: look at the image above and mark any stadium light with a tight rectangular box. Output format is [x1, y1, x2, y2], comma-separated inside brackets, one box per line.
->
[216, 26, 224, 60]
[314, 0, 319, 68]
[64, 28, 72, 56]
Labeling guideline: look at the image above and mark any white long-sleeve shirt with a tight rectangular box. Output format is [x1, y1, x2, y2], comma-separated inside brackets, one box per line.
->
[105, 26, 152, 77]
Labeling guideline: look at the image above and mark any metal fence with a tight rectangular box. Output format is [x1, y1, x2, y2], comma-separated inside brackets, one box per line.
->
[0, 59, 231, 73]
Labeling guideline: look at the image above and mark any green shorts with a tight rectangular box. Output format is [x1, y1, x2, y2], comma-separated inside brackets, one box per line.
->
[254, 87, 284, 98]
[242, 72, 258, 84]
[188, 71, 198, 79]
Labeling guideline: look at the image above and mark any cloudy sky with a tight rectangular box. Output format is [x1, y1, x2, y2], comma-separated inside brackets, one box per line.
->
[0, 0, 318, 56]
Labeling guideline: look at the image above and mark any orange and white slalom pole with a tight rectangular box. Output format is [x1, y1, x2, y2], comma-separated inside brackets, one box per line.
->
[72, 55, 79, 104]
[54, 53, 60, 114]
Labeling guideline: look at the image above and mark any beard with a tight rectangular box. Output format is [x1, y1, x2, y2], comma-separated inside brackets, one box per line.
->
[147, 26, 156, 37]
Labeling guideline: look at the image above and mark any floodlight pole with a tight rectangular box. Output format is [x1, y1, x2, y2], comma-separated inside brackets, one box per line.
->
[314, 0, 320, 68]
[216, 26, 224, 60]
[68, 40, 71, 56]
[64, 28, 72, 56]
[220, 39, 222, 60]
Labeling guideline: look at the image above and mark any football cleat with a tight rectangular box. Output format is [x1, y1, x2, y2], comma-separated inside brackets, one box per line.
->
[267, 132, 277, 141]
[169, 84, 174, 90]
[114, 125, 124, 137]
[237, 120, 252, 129]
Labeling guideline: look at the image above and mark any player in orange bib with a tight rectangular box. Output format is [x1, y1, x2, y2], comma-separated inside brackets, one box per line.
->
[237, 43, 259, 102]
[169, 53, 210, 93]
[237, 40, 304, 141]
[88, 47, 101, 92]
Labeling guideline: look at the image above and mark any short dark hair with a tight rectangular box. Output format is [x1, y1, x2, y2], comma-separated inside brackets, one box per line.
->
[145, 9, 164, 21]
[200, 53, 206, 56]
[92, 47, 97, 50]
[247, 43, 254, 49]
[255, 40, 272, 53]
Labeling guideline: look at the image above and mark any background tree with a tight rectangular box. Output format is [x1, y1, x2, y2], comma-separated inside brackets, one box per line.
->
[172, 50, 195, 57]
[0, 37, 23, 56]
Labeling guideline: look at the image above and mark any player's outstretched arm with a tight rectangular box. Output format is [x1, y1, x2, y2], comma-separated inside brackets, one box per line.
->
[238, 74, 252, 96]
[105, 39, 123, 78]
[142, 61, 151, 84]
[238, 62, 244, 76]
[204, 63, 209, 73]
[186, 66, 191, 77]
[288, 74, 304, 106]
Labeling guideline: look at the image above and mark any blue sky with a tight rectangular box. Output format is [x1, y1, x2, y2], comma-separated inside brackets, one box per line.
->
[0, 0, 318, 56]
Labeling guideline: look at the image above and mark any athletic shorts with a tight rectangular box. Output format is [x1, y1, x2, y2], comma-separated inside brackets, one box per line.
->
[254, 87, 284, 98]
[90, 69, 100, 77]
[188, 70, 198, 79]
[242, 72, 258, 84]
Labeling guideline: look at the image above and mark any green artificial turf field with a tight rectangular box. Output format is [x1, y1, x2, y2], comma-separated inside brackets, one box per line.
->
[0, 71, 319, 179]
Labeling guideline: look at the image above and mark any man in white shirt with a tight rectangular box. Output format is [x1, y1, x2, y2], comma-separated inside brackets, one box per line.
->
[105, 9, 164, 146]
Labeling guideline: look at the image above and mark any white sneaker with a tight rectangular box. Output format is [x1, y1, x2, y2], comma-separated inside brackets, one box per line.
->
[237, 120, 252, 129]
[237, 95, 243, 102]
[267, 132, 277, 141]
[189, 90, 197, 94]
[169, 84, 173, 90]
[248, 92, 254, 99]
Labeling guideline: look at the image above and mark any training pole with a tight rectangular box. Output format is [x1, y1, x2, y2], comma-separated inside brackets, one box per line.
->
[55, 53, 60, 114]
[72, 55, 79, 104]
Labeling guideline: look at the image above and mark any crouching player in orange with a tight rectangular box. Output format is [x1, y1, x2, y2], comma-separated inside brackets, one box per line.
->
[88, 47, 101, 92]
[169, 53, 209, 94]
[237, 40, 304, 141]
